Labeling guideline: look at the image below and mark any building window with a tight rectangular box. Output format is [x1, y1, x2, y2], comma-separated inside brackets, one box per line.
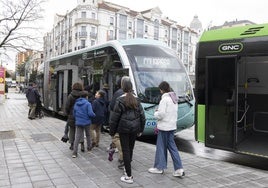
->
[145, 25, 148, 33]
[91, 27, 96, 34]
[108, 30, 114, 40]
[178, 30, 181, 41]
[81, 40, 86, 48]
[165, 30, 168, 37]
[91, 40, 95, 46]
[110, 17, 114, 25]
[91, 12, 96, 19]
[136, 19, 144, 38]
[119, 14, 127, 40]
[81, 11, 86, 18]
[80, 26, 87, 37]
[153, 19, 159, 40]
[128, 34, 132, 39]
[184, 31, 190, 43]
[128, 21, 132, 29]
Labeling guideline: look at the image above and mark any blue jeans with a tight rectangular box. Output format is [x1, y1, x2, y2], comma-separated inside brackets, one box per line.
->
[153, 130, 183, 171]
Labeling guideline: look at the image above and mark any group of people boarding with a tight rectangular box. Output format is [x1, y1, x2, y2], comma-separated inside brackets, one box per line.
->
[61, 76, 185, 184]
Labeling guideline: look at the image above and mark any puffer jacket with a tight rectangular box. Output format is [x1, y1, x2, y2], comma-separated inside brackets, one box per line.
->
[73, 98, 95, 126]
[109, 94, 145, 136]
[91, 97, 107, 125]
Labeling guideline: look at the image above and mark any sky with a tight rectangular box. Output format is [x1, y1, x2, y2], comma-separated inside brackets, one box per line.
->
[43, 0, 268, 32]
[5, 0, 268, 71]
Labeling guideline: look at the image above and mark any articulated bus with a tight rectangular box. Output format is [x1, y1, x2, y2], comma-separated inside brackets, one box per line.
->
[42, 39, 195, 135]
[195, 23, 268, 158]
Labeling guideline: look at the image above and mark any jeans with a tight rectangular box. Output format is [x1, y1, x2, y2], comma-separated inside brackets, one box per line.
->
[153, 130, 183, 171]
[119, 132, 137, 177]
[73, 125, 91, 153]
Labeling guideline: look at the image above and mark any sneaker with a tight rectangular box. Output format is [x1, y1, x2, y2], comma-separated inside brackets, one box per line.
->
[148, 167, 164, 174]
[72, 152, 77, 158]
[120, 175, 133, 184]
[173, 169, 185, 177]
[108, 148, 115, 161]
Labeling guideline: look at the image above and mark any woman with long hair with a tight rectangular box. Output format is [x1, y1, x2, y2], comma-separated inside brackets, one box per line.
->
[109, 76, 145, 184]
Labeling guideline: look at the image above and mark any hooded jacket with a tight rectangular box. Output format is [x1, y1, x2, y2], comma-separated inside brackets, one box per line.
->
[91, 97, 107, 124]
[154, 92, 178, 131]
[73, 98, 95, 127]
[109, 94, 145, 136]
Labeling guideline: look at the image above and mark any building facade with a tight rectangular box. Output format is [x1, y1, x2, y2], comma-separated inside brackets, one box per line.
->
[43, 0, 199, 75]
[15, 50, 43, 83]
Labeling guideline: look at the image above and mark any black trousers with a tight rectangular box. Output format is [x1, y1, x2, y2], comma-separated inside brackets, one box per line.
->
[119, 132, 137, 177]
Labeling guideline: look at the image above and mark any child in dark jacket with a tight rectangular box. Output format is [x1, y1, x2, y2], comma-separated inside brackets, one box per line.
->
[72, 91, 95, 158]
[90, 90, 107, 148]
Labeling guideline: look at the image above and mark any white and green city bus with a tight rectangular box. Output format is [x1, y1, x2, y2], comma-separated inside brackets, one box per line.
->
[42, 39, 195, 135]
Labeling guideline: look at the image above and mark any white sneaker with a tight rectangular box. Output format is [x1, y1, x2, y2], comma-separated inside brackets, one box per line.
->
[120, 175, 133, 184]
[148, 167, 164, 174]
[173, 169, 185, 177]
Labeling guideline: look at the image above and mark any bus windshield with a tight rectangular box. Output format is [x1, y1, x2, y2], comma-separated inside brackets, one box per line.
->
[124, 44, 193, 104]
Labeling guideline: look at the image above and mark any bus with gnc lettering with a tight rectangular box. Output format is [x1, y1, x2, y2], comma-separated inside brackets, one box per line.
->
[42, 39, 195, 135]
[195, 23, 268, 158]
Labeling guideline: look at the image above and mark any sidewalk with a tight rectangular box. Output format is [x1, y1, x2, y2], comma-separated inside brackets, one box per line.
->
[0, 90, 268, 188]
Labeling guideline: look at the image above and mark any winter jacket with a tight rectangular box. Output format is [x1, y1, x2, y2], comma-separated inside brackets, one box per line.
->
[73, 98, 95, 127]
[26, 86, 40, 104]
[91, 97, 107, 125]
[65, 90, 81, 126]
[109, 88, 124, 111]
[109, 94, 145, 136]
[154, 92, 178, 131]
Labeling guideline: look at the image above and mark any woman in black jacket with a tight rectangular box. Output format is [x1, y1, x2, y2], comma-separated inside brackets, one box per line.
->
[109, 76, 145, 184]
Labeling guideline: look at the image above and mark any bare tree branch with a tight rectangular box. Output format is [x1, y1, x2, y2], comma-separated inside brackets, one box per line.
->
[0, 0, 45, 55]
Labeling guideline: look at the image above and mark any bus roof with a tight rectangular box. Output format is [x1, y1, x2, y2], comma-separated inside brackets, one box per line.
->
[199, 23, 268, 42]
[118, 38, 168, 47]
[48, 39, 167, 62]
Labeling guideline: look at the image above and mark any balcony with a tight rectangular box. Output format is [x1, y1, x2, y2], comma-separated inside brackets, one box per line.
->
[75, 18, 99, 26]
[79, 32, 87, 38]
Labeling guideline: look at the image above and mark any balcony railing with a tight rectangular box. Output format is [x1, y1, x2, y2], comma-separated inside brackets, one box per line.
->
[79, 32, 87, 38]
[75, 18, 99, 26]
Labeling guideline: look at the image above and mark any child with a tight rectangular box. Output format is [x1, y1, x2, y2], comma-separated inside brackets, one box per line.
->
[90, 90, 108, 148]
[72, 91, 96, 158]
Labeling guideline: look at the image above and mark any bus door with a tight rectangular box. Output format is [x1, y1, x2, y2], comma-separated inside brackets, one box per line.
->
[205, 56, 237, 150]
[55, 66, 76, 115]
[56, 71, 64, 112]
[107, 68, 129, 100]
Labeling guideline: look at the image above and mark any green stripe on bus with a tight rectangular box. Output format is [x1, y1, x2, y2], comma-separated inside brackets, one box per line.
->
[197, 104, 205, 142]
[199, 23, 268, 42]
